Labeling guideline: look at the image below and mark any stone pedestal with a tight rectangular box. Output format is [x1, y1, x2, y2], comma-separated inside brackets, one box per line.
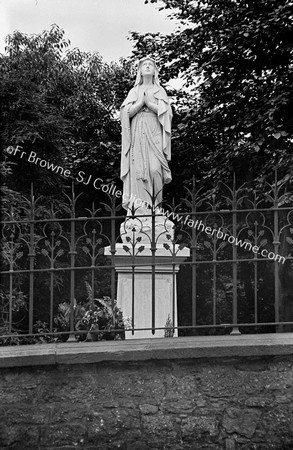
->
[104, 216, 190, 339]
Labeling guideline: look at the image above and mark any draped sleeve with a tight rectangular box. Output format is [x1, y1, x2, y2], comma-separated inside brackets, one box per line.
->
[120, 87, 138, 181]
[154, 85, 172, 161]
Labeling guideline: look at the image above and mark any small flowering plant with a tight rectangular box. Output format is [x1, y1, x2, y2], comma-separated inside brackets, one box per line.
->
[54, 282, 132, 342]
[80, 309, 101, 327]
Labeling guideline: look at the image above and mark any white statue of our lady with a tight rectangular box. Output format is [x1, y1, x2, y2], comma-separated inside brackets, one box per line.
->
[120, 57, 172, 220]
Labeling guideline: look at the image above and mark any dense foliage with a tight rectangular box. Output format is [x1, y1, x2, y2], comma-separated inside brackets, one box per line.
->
[131, 0, 293, 191]
[0, 25, 133, 197]
[1, 7, 292, 343]
[0, 26, 134, 342]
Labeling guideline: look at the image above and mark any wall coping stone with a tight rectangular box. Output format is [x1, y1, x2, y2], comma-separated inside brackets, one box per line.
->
[0, 333, 293, 368]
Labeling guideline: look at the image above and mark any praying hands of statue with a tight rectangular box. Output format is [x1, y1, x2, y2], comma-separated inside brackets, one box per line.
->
[128, 90, 158, 118]
[128, 90, 145, 118]
[144, 91, 158, 114]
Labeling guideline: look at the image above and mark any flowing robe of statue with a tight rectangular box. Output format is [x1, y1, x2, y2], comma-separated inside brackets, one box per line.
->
[120, 74, 172, 216]
[107, 58, 190, 339]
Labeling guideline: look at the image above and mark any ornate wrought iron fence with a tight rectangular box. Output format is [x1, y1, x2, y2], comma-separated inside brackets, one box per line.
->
[0, 173, 293, 344]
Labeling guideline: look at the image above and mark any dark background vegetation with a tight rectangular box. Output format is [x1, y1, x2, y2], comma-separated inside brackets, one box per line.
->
[1, 0, 292, 339]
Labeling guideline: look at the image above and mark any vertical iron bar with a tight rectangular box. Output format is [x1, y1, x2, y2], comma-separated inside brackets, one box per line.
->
[231, 174, 240, 335]
[9, 269, 13, 334]
[213, 263, 216, 326]
[49, 232, 54, 332]
[151, 196, 156, 335]
[28, 183, 35, 334]
[273, 171, 280, 329]
[212, 226, 217, 328]
[68, 182, 76, 341]
[8, 230, 15, 334]
[110, 198, 116, 315]
[131, 206, 135, 335]
[172, 244, 176, 336]
[28, 229, 34, 334]
[50, 272, 54, 332]
[191, 176, 197, 329]
[132, 255, 135, 335]
[254, 261, 258, 325]
[232, 216, 238, 329]
[254, 221, 258, 327]
[91, 227, 96, 306]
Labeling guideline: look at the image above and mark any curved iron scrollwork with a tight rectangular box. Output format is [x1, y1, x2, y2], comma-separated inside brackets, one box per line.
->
[0, 172, 292, 342]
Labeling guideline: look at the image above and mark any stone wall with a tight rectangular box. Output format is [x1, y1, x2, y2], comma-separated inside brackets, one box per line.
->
[0, 356, 293, 449]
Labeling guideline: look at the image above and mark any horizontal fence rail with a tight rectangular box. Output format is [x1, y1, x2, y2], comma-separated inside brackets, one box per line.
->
[1, 174, 293, 345]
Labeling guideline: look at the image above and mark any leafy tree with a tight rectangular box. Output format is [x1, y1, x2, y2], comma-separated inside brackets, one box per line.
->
[131, 0, 293, 190]
[0, 25, 132, 197]
[0, 26, 135, 341]
[130, 0, 293, 332]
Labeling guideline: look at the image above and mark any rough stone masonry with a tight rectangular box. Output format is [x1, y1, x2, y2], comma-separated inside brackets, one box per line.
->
[0, 356, 293, 449]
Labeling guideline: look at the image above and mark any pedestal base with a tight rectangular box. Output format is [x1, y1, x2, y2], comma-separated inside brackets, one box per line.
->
[104, 243, 190, 339]
[118, 270, 176, 338]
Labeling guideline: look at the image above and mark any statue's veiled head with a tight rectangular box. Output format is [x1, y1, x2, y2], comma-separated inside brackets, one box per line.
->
[134, 56, 160, 86]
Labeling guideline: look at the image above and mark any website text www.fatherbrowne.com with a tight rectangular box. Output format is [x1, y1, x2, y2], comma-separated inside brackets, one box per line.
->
[5, 145, 286, 264]
[155, 205, 286, 265]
